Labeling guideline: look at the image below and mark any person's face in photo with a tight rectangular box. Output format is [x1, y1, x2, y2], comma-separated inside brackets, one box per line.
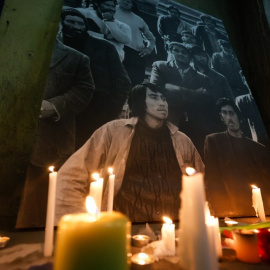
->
[118, 0, 132, 11]
[220, 105, 240, 133]
[168, 8, 180, 19]
[171, 45, 191, 65]
[98, 1, 116, 15]
[182, 33, 196, 45]
[145, 88, 168, 121]
[193, 52, 208, 69]
[62, 15, 86, 37]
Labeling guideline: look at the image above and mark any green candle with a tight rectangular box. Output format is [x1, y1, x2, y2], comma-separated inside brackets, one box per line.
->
[54, 211, 131, 270]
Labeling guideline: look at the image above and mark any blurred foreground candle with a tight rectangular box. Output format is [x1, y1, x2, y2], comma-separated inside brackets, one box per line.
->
[179, 167, 217, 270]
[161, 216, 175, 256]
[107, 167, 115, 212]
[251, 185, 266, 222]
[54, 196, 131, 270]
[257, 229, 270, 261]
[90, 173, 104, 210]
[44, 166, 57, 257]
[131, 253, 155, 270]
[232, 229, 260, 263]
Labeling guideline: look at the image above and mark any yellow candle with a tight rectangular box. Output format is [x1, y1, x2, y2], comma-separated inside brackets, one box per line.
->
[89, 173, 104, 210]
[252, 185, 266, 222]
[44, 166, 57, 257]
[107, 167, 115, 212]
[54, 197, 131, 270]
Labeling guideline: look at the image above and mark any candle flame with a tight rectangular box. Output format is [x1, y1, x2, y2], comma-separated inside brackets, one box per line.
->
[92, 173, 100, 181]
[225, 220, 238, 225]
[163, 216, 172, 225]
[108, 167, 114, 175]
[138, 253, 149, 265]
[48, 166, 55, 173]
[251, 185, 259, 189]
[86, 196, 99, 215]
[254, 229, 259, 233]
[186, 167, 196, 176]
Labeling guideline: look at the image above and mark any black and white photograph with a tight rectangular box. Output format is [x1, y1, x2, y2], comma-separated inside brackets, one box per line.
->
[9, 0, 270, 229]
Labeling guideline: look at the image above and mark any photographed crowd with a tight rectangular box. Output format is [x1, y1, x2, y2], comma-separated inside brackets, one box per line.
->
[16, 0, 270, 228]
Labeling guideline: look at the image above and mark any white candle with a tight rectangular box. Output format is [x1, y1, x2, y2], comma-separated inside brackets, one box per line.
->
[89, 173, 104, 211]
[178, 167, 216, 270]
[107, 167, 115, 212]
[205, 203, 222, 259]
[161, 216, 175, 256]
[252, 185, 266, 222]
[44, 166, 57, 257]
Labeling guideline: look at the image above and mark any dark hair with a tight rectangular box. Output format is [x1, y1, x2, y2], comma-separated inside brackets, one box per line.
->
[91, 0, 117, 9]
[167, 5, 180, 15]
[216, 98, 241, 117]
[61, 8, 88, 25]
[128, 83, 167, 117]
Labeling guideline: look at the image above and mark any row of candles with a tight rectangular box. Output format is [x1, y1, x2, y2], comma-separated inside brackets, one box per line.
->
[45, 165, 268, 269]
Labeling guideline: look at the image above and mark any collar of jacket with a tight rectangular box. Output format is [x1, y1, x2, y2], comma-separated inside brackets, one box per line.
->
[120, 117, 179, 136]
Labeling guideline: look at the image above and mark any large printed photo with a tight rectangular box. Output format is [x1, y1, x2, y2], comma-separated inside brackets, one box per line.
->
[16, 0, 270, 228]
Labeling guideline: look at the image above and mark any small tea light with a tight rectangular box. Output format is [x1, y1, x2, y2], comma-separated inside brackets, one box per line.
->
[225, 220, 238, 227]
[0, 236, 10, 248]
[132, 235, 150, 248]
[131, 252, 155, 270]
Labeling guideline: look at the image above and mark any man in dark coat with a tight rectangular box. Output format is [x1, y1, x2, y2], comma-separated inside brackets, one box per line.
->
[16, 39, 95, 228]
[150, 42, 212, 158]
[60, 8, 132, 149]
[193, 14, 228, 56]
[204, 98, 270, 217]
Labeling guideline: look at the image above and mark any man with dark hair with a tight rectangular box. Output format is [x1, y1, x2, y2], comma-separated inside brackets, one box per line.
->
[212, 39, 248, 98]
[55, 83, 204, 223]
[193, 14, 228, 56]
[79, 0, 131, 61]
[204, 98, 270, 217]
[150, 42, 211, 157]
[189, 45, 233, 101]
[60, 8, 131, 149]
[157, 5, 191, 46]
[16, 39, 95, 228]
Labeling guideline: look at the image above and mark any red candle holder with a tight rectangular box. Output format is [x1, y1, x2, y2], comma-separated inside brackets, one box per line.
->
[257, 229, 270, 261]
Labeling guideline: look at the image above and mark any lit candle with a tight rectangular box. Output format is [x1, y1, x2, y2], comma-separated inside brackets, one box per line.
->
[232, 229, 260, 263]
[132, 235, 150, 248]
[161, 216, 175, 256]
[107, 167, 115, 212]
[44, 166, 57, 257]
[251, 185, 266, 222]
[178, 167, 215, 270]
[131, 253, 155, 270]
[89, 173, 104, 210]
[54, 196, 131, 270]
[205, 204, 222, 259]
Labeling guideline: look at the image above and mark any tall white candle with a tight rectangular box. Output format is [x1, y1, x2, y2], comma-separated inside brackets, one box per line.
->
[205, 203, 222, 259]
[178, 167, 216, 270]
[252, 185, 266, 222]
[161, 216, 175, 256]
[107, 167, 115, 212]
[44, 166, 57, 257]
[89, 173, 104, 211]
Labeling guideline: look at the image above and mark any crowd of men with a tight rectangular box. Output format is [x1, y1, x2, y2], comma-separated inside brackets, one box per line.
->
[16, 0, 270, 228]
